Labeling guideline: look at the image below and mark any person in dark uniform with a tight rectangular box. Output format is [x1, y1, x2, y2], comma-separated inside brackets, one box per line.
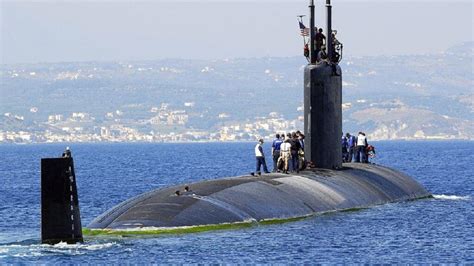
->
[296, 131, 306, 170]
[315, 28, 326, 60]
[341, 133, 348, 162]
[291, 132, 301, 173]
[271, 134, 283, 172]
[346, 132, 356, 162]
[296, 131, 305, 150]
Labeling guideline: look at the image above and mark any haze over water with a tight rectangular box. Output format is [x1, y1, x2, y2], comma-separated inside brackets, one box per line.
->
[2, 1, 472, 64]
[0, 141, 472, 263]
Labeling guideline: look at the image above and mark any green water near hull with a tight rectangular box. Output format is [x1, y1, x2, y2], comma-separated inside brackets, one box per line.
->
[83, 215, 313, 237]
[82, 196, 432, 238]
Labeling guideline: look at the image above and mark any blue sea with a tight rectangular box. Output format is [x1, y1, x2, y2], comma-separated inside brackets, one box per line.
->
[0, 141, 472, 263]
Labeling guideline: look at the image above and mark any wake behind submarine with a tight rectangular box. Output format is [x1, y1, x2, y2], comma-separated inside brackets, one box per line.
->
[40, 0, 431, 244]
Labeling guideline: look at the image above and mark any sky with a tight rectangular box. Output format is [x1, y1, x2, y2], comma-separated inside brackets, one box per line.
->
[0, 0, 472, 64]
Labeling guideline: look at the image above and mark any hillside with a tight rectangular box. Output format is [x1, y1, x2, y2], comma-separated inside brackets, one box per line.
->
[0, 42, 472, 142]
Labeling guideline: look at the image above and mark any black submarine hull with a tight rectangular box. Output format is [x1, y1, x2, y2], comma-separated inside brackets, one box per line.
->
[88, 163, 431, 230]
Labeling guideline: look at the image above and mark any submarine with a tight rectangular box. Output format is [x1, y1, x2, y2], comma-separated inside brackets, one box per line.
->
[40, 0, 431, 244]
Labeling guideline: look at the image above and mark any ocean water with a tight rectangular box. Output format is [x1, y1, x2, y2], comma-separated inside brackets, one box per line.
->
[0, 141, 472, 263]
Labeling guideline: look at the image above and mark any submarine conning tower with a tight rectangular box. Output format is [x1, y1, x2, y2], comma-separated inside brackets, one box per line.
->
[304, 0, 342, 169]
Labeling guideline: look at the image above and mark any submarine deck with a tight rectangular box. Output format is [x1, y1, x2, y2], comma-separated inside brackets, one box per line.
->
[88, 163, 431, 230]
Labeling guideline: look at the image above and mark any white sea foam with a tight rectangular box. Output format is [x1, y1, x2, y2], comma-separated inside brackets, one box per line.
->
[433, 194, 471, 200]
[82, 242, 117, 251]
[0, 242, 118, 258]
[52, 241, 118, 251]
[13, 251, 44, 258]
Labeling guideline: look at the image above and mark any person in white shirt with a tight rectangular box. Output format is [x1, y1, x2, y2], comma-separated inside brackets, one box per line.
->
[355, 132, 368, 163]
[255, 139, 270, 175]
[280, 138, 292, 174]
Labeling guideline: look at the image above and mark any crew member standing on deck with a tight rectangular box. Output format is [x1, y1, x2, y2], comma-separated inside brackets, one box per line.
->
[296, 131, 305, 170]
[355, 132, 368, 163]
[346, 132, 356, 162]
[280, 138, 292, 174]
[296, 131, 305, 150]
[286, 133, 296, 171]
[341, 133, 348, 162]
[291, 132, 301, 173]
[271, 134, 283, 172]
[255, 139, 270, 175]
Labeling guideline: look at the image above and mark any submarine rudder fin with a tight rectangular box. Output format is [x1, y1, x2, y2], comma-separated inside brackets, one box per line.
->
[41, 149, 83, 244]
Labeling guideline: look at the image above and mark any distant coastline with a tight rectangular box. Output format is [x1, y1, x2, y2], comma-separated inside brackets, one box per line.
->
[1, 138, 472, 146]
[1, 42, 472, 144]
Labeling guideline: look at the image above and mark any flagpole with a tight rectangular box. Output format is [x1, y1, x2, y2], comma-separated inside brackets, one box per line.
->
[309, 0, 316, 64]
[326, 0, 333, 62]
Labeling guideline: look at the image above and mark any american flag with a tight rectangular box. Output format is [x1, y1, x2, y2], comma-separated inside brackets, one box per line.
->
[299, 21, 309, 37]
